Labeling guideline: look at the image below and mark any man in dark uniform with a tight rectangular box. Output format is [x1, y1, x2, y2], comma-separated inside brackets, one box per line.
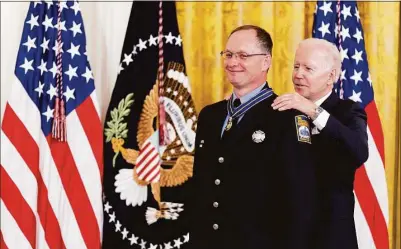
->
[272, 38, 369, 249]
[187, 25, 317, 249]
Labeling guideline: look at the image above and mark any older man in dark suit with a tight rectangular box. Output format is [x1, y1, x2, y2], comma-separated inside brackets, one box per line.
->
[187, 25, 317, 249]
[272, 38, 369, 249]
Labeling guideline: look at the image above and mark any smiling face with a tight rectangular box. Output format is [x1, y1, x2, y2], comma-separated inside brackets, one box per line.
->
[292, 41, 337, 102]
[224, 29, 271, 92]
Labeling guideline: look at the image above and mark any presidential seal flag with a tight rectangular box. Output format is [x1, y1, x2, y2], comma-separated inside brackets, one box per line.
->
[102, 1, 197, 249]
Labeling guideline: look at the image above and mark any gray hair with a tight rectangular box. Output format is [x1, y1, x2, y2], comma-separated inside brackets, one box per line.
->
[298, 38, 341, 82]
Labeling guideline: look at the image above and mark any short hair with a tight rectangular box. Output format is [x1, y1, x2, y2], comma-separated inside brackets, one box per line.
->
[298, 38, 341, 82]
[230, 25, 273, 56]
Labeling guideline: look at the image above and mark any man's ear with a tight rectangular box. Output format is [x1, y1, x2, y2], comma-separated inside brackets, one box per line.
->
[327, 68, 336, 85]
[262, 55, 272, 72]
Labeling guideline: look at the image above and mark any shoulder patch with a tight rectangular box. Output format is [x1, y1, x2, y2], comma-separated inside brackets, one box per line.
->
[294, 115, 311, 144]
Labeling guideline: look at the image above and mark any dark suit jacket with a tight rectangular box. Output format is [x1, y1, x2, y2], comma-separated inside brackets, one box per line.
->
[186, 93, 317, 249]
[312, 91, 368, 249]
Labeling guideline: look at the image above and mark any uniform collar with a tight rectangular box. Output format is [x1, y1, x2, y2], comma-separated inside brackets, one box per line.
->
[232, 82, 266, 105]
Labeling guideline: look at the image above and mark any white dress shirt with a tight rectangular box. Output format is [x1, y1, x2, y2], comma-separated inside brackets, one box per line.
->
[312, 91, 331, 134]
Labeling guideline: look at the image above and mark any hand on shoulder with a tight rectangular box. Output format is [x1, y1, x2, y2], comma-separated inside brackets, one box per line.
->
[271, 92, 317, 118]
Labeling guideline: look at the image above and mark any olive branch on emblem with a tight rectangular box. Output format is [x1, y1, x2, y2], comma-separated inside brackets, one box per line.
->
[104, 93, 134, 167]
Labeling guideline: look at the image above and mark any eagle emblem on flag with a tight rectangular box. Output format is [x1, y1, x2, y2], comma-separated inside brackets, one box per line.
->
[102, 2, 195, 247]
[105, 62, 196, 225]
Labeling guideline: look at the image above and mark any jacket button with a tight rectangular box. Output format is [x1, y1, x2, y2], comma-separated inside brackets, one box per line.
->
[218, 157, 224, 163]
[215, 179, 221, 185]
[213, 202, 219, 208]
[213, 224, 219, 230]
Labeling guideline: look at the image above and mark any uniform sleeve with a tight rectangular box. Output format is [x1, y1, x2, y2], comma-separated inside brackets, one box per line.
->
[191, 106, 208, 179]
[320, 102, 368, 166]
[183, 106, 206, 245]
[276, 111, 317, 249]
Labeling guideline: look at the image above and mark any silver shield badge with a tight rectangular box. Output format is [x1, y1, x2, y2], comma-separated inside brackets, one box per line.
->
[252, 130, 265, 143]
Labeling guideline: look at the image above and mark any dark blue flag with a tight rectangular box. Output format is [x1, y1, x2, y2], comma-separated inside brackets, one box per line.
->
[102, 2, 197, 249]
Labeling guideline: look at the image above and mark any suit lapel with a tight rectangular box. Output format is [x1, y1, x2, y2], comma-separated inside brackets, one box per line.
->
[321, 91, 339, 112]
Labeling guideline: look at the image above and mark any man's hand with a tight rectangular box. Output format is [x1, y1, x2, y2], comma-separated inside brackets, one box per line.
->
[271, 92, 317, 117]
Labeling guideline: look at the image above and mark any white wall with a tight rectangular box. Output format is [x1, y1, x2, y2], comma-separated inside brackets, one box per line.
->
[1, 0, 133, 123]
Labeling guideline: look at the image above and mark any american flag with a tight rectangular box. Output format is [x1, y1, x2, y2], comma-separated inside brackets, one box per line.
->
[313, 1, 389, 248]
[0, 1, 103, 249]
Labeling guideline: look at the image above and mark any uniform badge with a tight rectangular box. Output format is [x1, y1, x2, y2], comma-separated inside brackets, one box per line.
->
[295, 115, 311, 144]
[252, 130, 265, 143]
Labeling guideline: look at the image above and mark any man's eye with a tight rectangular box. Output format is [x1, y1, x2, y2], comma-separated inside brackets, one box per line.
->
[239, 53, 248, 60]
[294, 65, 299, 69]
[226, 53, 233, 58]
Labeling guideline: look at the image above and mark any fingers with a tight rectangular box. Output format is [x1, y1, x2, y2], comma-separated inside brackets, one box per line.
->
[272, 99, 292, 111]
[272, 94, 294, 108]
[272, 95, 288, 106]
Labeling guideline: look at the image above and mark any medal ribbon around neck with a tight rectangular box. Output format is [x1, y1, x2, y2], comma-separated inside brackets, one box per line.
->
[225, 87, 273, 131]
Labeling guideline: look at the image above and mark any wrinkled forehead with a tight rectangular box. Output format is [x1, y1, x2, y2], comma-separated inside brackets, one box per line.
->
[225, 30, 262, 52]
[295, 45, 332, 67]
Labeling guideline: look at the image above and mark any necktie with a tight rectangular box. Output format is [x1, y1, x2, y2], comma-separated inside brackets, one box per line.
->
[222, 99, 241, 141]
[233, 98, 241, 108]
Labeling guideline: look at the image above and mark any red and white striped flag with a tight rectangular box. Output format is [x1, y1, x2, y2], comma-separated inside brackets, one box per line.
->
[135, 132, 162, 183]
[313, 1, 389, 248]
[1, 1, 103, 249]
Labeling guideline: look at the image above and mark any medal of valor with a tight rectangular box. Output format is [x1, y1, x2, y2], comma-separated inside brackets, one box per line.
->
[225, 117, 233, 131]
[225, 86, 274, 133]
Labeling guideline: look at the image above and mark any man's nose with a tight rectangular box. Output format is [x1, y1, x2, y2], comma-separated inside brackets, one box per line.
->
[294, 69, 304, 78]
[227, 55, 240, 66]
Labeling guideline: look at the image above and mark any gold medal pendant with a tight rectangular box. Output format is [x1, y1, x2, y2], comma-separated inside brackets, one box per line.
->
[225, 117, 233, 131]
